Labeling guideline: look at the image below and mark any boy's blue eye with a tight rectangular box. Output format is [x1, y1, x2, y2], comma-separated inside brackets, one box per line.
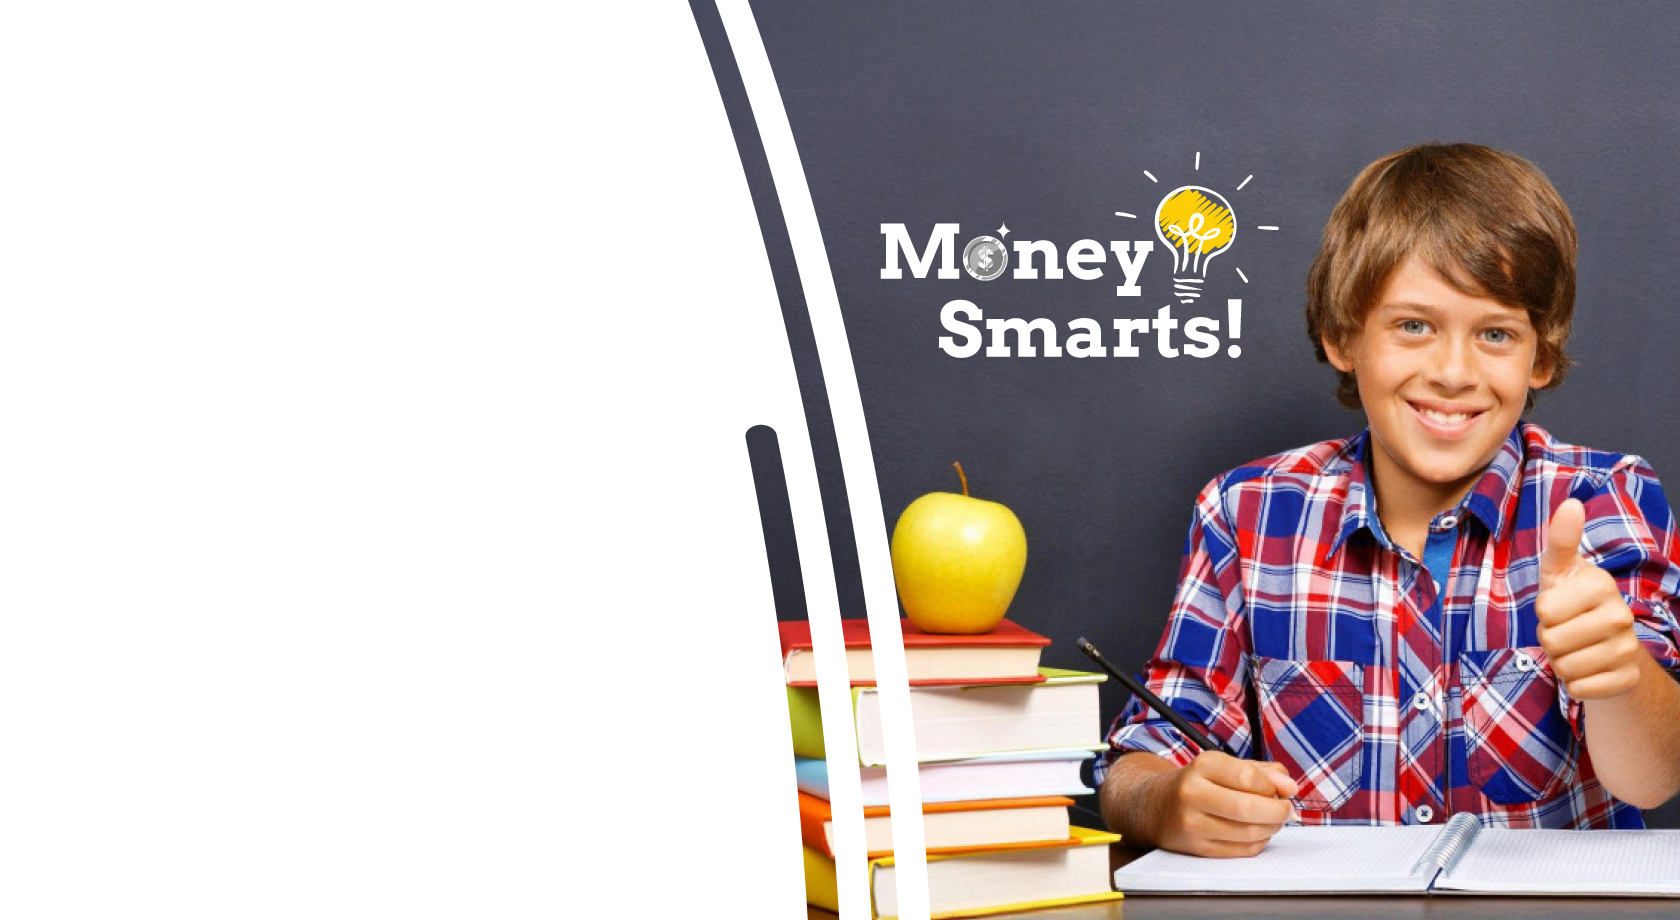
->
[1400, 320, 1430, 335]
[1482, 328, 1510, 344]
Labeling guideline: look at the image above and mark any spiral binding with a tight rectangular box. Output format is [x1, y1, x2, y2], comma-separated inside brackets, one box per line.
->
[1411, 812, 1482, 882]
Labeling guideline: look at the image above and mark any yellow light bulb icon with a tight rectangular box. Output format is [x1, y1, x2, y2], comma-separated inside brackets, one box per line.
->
[1154, 185, 1235, 303]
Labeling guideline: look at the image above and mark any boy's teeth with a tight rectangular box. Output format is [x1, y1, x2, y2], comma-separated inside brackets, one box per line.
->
[1420, 408, 1471, 424]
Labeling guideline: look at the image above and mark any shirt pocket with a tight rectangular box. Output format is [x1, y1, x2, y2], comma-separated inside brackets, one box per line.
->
[1457, 646, 1578, 805]
[1251, 656, 1365, 812]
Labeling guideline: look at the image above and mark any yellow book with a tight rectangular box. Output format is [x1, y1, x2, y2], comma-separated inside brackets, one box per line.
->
[804, 825, 1123, 919]
[804, 842, 840, 913]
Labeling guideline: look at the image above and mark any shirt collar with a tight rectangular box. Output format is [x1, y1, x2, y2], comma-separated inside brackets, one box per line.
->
[1326, 433, 1377, 560]
[1462, 424, 1526, 542]
[1324, 424, 1526, 560]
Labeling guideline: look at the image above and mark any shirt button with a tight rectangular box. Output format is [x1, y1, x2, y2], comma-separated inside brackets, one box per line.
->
[1438, 514, 1459, 530]
[1413, 692, 1431, 711]
[1415, 805, 1435, 824]
[1515, 652, 1536, 672]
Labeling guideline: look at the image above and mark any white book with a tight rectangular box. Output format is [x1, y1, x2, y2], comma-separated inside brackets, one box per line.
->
[850, 669, 1103, 767]
[1115, 813, 1680, 896]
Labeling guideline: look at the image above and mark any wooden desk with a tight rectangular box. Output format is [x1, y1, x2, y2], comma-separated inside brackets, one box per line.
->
[806, 844, 1680, 919]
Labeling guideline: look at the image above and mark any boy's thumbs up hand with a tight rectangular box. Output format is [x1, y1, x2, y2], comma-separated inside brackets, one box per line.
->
[1535, 499, 1644, 700]
[1538, 498, 1587, 592]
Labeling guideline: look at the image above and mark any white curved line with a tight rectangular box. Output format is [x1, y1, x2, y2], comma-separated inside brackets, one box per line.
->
[714, 4, 930, 919]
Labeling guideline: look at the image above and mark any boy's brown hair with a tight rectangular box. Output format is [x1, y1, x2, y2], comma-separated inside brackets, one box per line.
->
[1305, 143, 1577, 409]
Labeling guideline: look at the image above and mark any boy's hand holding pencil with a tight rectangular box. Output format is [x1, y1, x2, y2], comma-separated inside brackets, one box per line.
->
[1536, 498, 1646, 700]
[1080, 637, 1300, 857]
[1147, 752, 1299, 859]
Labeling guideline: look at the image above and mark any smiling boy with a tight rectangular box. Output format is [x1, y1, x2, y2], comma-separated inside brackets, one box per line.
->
[1099, 144, 1680, 857]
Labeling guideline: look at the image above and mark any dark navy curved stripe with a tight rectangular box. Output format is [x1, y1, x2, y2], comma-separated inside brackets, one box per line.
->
[687, 0, 863, 622]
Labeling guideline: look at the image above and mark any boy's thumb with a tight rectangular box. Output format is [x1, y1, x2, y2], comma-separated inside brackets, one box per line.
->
[1265, 762, 1299, 798]
[1540, 498, 1586, 589]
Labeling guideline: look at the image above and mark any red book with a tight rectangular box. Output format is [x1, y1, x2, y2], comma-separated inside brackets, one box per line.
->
[778, 617, 1050, 686]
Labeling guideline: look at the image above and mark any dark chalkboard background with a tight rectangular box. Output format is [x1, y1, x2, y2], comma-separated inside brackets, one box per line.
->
[706, 1, 1680, 827]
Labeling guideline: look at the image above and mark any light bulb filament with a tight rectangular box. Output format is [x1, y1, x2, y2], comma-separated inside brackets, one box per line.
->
[1167, 212, 1223, 273]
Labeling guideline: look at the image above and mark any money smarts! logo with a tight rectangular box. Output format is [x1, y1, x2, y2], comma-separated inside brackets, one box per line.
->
[881, 152, 1275, 359]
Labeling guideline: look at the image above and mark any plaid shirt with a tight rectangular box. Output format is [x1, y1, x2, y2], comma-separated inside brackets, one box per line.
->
[1103, 422, 1680, 829]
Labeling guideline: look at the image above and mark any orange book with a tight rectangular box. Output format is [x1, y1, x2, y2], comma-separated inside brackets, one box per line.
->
[778, 617, 1049, 686]
[797, 791, 1072, 858]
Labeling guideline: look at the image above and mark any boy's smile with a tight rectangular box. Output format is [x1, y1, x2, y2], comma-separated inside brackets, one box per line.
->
[1324, 255, 1554, 519]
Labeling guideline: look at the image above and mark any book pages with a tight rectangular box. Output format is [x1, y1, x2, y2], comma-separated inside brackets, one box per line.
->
[1437, 829, 1680, 896]
[1114, 825, 1442, 893]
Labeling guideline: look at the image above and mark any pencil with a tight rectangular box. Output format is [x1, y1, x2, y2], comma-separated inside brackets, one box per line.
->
[1076, 636, 1228, 755]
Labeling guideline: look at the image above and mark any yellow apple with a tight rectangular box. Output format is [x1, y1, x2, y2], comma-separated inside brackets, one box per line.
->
[890, 463, 1027, 634]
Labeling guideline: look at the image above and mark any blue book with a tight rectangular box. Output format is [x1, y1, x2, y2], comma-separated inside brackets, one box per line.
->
[795, 749, 1095, 806]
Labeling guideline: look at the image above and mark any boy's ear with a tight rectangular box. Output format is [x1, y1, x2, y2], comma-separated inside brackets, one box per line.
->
[1529, 353, 1556, 390]
[1322, 335, 1354, 373]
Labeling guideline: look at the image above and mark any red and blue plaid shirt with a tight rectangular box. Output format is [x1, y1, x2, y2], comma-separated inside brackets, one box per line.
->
[1102, 422, 1680, 829]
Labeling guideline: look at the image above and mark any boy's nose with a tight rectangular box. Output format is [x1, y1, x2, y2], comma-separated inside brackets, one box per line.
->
[1425, 337, 1477, 391]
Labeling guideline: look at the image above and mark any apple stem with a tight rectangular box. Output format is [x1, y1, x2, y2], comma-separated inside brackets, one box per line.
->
[953, 461, 969, 497]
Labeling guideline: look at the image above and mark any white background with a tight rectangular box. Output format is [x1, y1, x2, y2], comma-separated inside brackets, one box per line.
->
[1, 4, 807, 915]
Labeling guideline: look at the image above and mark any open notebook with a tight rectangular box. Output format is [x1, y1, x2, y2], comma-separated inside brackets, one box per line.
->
[1115, 813, 1680, 896]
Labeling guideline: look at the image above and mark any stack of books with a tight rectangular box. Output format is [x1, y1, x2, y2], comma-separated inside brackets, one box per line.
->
[781, 617, 1123, 919]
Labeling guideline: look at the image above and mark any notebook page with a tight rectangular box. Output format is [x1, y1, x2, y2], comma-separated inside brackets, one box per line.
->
[1438, 829, 1680, 895]
[1115, 825, 1442, 893]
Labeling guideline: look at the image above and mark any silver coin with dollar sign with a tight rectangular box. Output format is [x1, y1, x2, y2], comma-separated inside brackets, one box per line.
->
[963, 235, 1008, 281]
